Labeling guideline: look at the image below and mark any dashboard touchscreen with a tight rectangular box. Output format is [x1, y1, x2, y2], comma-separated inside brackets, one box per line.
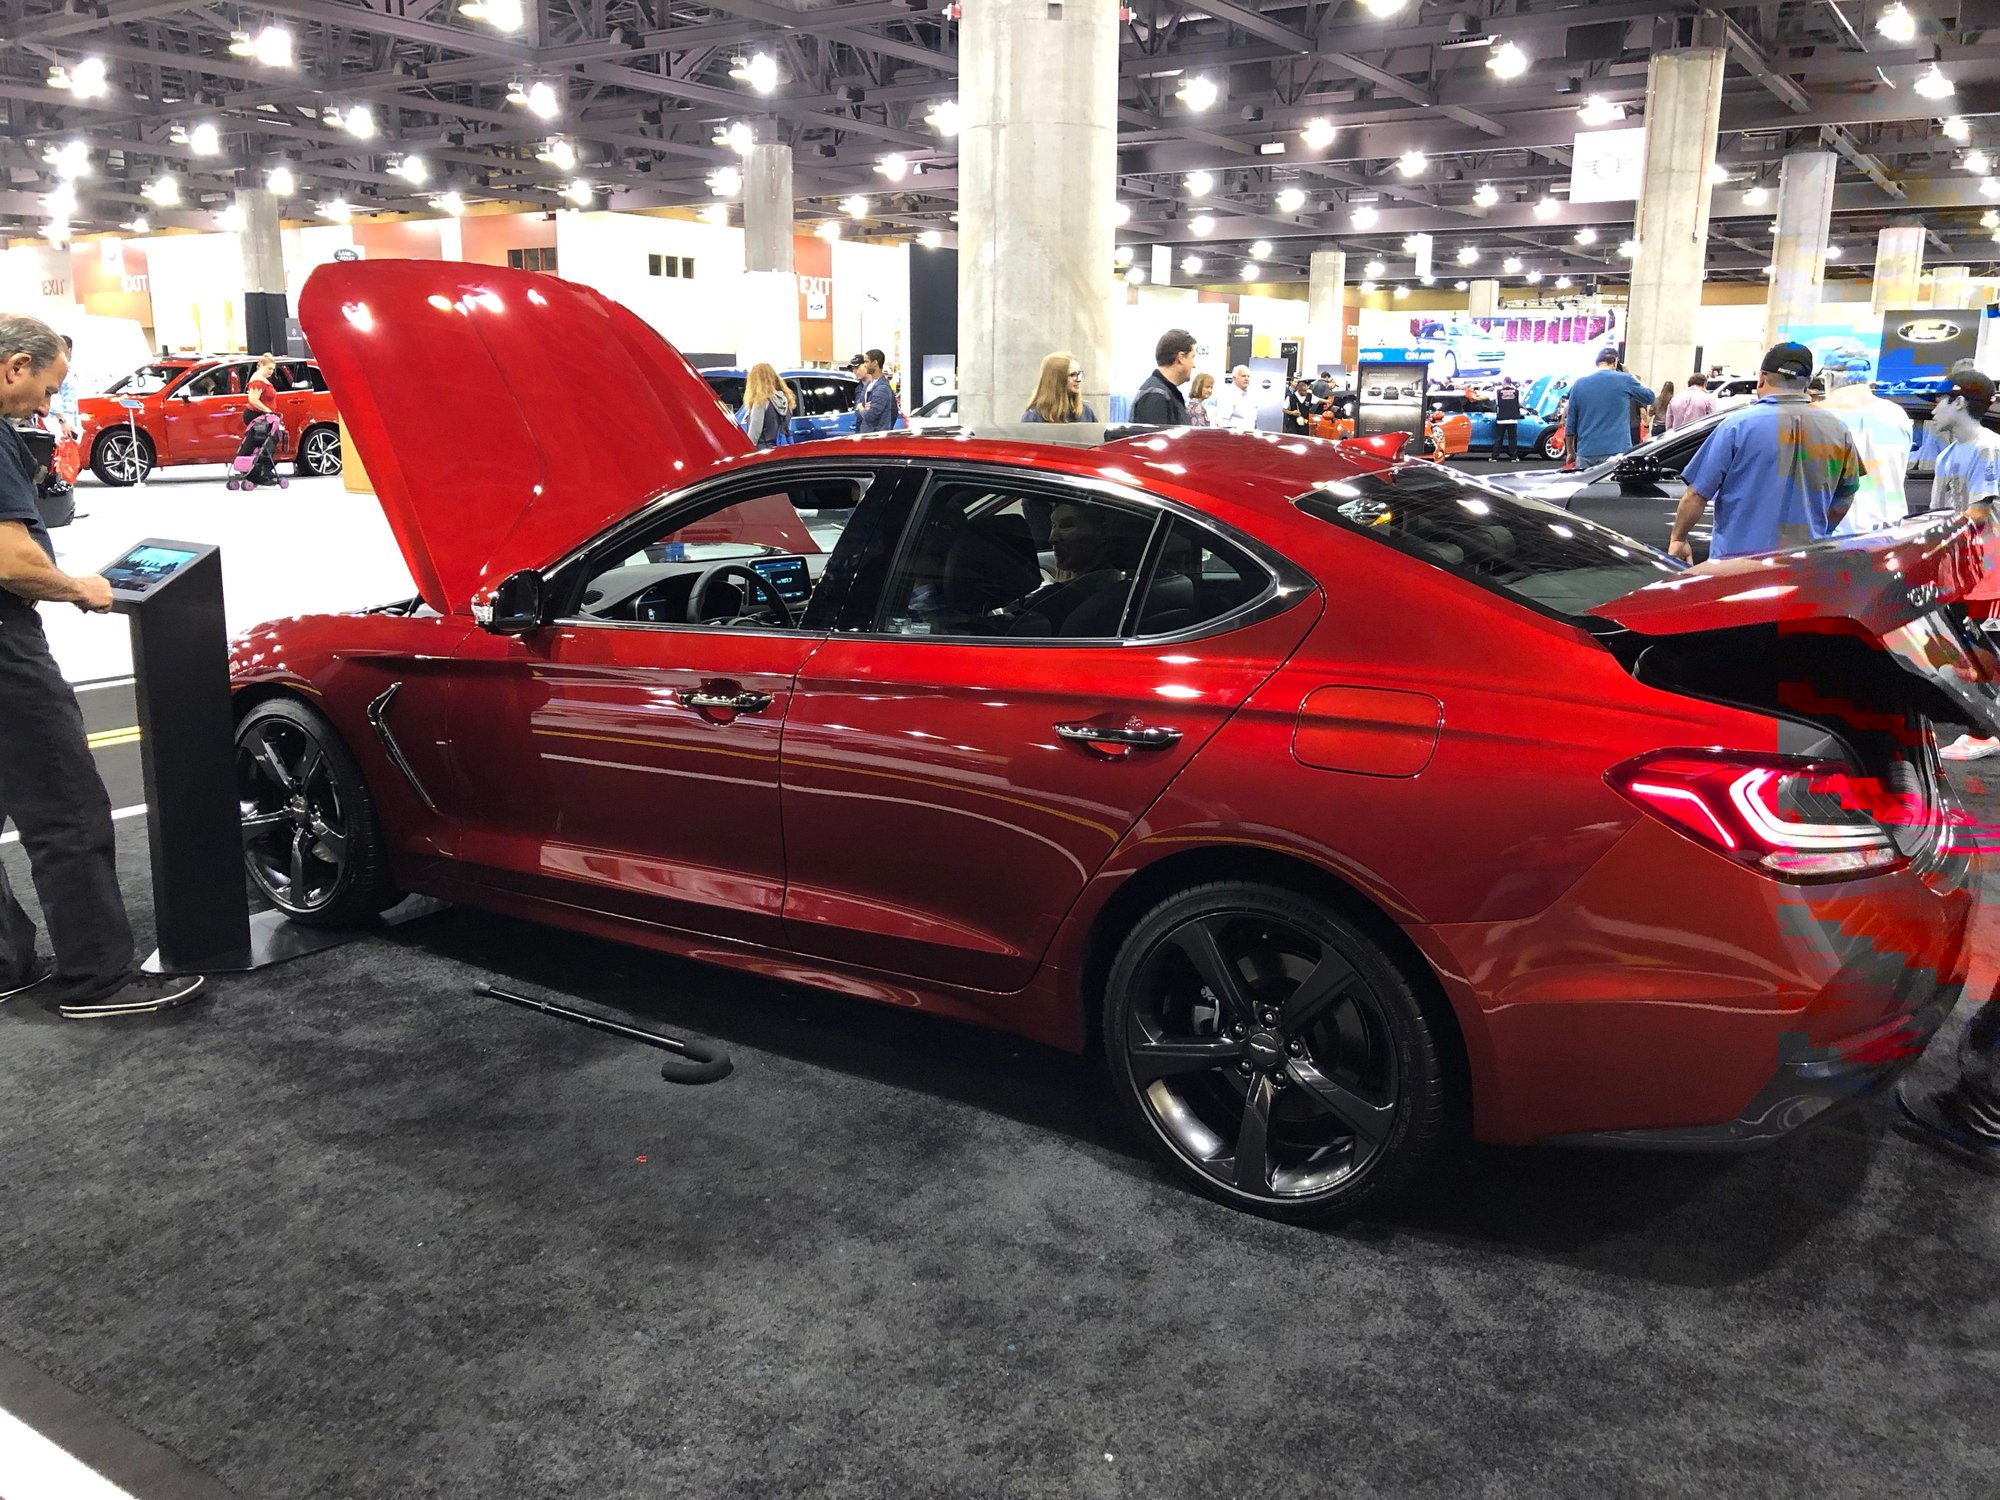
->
[103, 543, 202, 595]
[749, 555, 811, 608]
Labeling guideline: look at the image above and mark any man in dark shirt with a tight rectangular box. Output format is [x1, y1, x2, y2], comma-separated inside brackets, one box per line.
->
[0, 313, 203, 1016]
[1492, 378, 1523, 461]
[1130, 329, 1195, 425]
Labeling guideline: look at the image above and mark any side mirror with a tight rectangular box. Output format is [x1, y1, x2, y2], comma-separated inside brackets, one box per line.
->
[473, 569, 547, 634]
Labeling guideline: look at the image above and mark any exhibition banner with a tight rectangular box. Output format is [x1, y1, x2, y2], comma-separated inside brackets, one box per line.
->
[1569, 126, 1646, 204]
[1877, 307, 1979, 385]
[69, 236, 152, 325]
[794, 233, 834, 364]
[1356, 308, 1619, 381]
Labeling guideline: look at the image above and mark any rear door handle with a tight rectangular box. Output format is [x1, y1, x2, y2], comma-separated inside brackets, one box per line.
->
[1055, 720, 1182, 752]
[681, 684, 773, 719]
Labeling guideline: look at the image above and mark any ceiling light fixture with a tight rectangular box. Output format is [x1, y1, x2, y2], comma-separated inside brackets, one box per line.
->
[344, 104, 376, 138]
[1181, 254, 1204, 273]
[46, 140, 89, 179]
[525, 81, 561, 119]
[125, 215, 149, 234]
[1876, 3, 1916, 41]
[918, 229, 943, 248]
[841, 194, 870, 218]
[1186, 170, 1214, 197]
[1454, 280, 1470, 291]
[1393, 286, 1409, 299]
[1359, 0, 1408, 14]
[1487, 42, 1528, 80]
[1824, 244, 1842, 260]
[1239, 262, 1260, 280]
[142, 174, 179, 206]
[538, 138, 578, 171]
[1707, 162, 1733, 185]
[1554, 275, 1571, 289]
[1351, 205, 1378, 229]
[398, 155, 431, 185]
[1364, 259, 1385, 277]
[1250, 239, 1272, 259]
[1125, 267, 1147, 285]
[1967, 150, 1992, 175]
[1944, 117, 1971, 143]
[1742, 184, 1769, 206]
[1983, 176, 2000, 199]
[1457, 245, 1479, 264]
[1503, 255, 1523, 274]
[1176, 75, 1219, 111]
[1915, 65, 1954, 100]
[1114, 245, 1134, 266]
[1276, 187, 1306, 213]
[189, 121, 221, 155]
[1575, 226, 1598, 244]
[1618, 238, 1639, 258]
[1396, 150, 1427, 177]
[461, 0, 525, 29]
[729, 52, 780, 94]
[434, 190, 466, 216]
[1473, 183, 1499, 208]
[1189, 214, 1215, 236]
[877, 153, 909, 182]
[1984, 209, 2000, 228]
[318, 197, 352, 222]
[1113, 202, 1132, 227]
[563, 179, 593, 207]
[715, 121, 755, 156]
[216, 203, 247, 232]
[1300, 118, 1336, 151]
[707, 164, 741, 196]
[1526, 270, 1543, 285]
[1535, 195, 1558, 220]
[233, 24, 293, 66]
[1763, 263, 1777, 276]
[816, 219, 843, 240]
[925, 99, 961, 136]
[267, 164, 296, 196]
[1576, 96, 1625, 127]
[43, 184, 77, 220]
[700, 203, 730, 226]
[1358, 279, 1377, 293]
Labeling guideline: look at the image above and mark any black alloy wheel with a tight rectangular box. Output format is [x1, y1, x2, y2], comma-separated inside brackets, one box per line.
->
[1103, 882, 1454, 1222]
[235, 698, 396, 925]
[91, 428, 152, 486]
[297, 425, 343, 476]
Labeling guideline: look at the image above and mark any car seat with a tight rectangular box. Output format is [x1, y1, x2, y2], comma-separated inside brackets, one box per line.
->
[940, 512, 1041, 619]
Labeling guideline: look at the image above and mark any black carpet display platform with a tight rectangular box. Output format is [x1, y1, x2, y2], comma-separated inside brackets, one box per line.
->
[1, 816, 1994, 1497]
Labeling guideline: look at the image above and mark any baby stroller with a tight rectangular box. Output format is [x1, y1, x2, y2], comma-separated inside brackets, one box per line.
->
[226, 411, 289, 491]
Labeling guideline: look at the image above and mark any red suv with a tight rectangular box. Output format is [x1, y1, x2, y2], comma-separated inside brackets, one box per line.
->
[77, 355, 343, 486]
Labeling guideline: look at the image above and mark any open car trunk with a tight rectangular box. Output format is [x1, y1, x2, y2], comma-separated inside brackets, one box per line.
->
[1587, 516, 2000, 855]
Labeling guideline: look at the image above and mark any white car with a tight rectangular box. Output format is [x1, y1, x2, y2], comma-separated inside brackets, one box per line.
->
[906, 391, 959, 433]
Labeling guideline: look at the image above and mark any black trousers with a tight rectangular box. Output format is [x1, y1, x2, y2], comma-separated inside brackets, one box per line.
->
[1494, 420, 1520, 460]
[0, 601, 133, 994]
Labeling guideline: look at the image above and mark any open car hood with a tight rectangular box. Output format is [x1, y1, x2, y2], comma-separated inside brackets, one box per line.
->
[300, 260, 752, 615]
[1589, 515, 2000, 737]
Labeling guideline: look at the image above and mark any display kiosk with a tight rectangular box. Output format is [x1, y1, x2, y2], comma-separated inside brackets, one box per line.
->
[106, 538, 358, 973]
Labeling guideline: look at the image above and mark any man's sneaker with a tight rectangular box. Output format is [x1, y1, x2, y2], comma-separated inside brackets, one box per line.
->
[58, 973, 206, 1018]
[1940, 735, 2000, 762]
[1895, 1084, 2000, 1172]
[0, 958, 54, 1003]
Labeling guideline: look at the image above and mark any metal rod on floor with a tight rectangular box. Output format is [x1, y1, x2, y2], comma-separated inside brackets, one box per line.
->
[476, 983, 734, 1085]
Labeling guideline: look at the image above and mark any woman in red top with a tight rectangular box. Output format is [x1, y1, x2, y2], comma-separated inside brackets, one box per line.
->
[244, 354, 278, 426]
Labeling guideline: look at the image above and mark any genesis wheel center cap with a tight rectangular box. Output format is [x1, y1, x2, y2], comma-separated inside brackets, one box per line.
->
[1245, 1030, 1285, 1069]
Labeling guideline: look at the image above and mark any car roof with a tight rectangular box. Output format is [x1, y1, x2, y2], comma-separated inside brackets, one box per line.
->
[698, 366, 854, 380]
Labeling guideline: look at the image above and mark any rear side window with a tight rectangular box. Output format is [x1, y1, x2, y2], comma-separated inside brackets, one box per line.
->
[794, 378, 854, 416]
[705, 376, 746, 410]
[1296, 464, 1678, 618]
[1134, 521, 1268, 637]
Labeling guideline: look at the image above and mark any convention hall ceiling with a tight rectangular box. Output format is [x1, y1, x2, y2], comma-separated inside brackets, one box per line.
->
[2, 0, 1996, 285]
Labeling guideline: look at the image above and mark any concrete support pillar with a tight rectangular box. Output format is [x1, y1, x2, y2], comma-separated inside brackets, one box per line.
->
[1873, 224, 1925, 314]
[958, 0, 1118, 425]
[1307, 250, 1346, 376]
[1763, 151, 1836, 346]
[1625, 47, 1726, 393]
[236, 187, 287, 355]
[1467, 279, 1500, 317]
[739, 144, 801, 368]
[1931, 265, 1975, 310]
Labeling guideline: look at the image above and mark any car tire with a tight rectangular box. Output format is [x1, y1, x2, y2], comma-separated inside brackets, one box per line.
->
[297, 424, 343, 477]
[1102, 881, 1455, 1223]
[235, 697, 399, 927]
[90, 428, 153, 486]
[1537, 429, 1564, 461]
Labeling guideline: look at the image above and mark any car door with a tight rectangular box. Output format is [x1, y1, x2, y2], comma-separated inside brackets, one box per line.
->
[269, 361, 316, 458]
[160, 362, 254, 463]
[1561, 424, 1716, 557]
[777, 465, 1320, 991]
[791, 374, 859, 438]
[441, 468, 891, 945]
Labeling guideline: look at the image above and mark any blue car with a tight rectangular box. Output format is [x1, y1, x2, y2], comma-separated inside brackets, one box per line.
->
[1426, 390, 1563, 459]
[699, 367, 873, 442]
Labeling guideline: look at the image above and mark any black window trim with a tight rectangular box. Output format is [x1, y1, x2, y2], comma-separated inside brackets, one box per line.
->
[835, 460, 1312, 649]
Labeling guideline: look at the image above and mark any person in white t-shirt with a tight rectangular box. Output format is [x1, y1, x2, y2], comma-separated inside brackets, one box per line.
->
[1820, 370, 1912, 535]
[1211, 365, 1260, 433]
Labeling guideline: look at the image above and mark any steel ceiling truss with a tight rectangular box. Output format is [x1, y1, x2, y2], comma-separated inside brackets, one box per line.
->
[0, 0, 1994, 282]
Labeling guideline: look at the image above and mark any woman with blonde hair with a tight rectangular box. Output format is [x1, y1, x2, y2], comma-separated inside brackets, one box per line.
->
[1021, 352, 1098, 423]
[738, 362, 797, 448]
[1185, 371, 1215, 427]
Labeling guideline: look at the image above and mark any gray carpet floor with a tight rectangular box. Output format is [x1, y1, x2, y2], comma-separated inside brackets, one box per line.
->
[1, 815, 1995, 1498]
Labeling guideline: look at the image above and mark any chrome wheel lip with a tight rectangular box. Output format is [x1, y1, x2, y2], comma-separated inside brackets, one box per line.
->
[1121, 907, 1402, 1205]
[99, 431, 149, 484]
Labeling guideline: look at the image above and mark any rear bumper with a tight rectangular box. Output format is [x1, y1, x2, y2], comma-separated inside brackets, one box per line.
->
[1546, 981, 1961, 1150]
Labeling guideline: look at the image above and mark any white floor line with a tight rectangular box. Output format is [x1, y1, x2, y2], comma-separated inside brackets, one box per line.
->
[0, 1403, 141, 1500]
[1, 805, 146, 847]
[73, 676, 137, 693]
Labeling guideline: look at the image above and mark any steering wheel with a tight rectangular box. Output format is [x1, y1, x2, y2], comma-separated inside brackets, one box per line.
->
[686, 561, 794, 627]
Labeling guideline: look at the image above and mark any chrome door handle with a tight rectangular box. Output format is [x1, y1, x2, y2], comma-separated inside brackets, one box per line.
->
[1055, 721, 1182, 750]
[682, 689, 773, 713]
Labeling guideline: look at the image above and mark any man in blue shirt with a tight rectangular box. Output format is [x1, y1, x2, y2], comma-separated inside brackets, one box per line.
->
[1563, 348, 1654, 468]
[1666, 342, 1860, 562]
[853, 349, 898, 433]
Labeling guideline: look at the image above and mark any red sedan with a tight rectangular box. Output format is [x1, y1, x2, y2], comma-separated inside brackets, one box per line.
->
[228, 261, 1997, 1222]
[77, 354, 343, 485]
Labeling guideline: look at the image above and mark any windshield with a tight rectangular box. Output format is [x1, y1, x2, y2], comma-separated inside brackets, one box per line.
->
[104, 363, 190, 396]
[1296, 464, 1682, 617]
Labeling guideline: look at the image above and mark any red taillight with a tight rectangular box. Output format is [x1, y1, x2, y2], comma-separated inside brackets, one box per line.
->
[1607, 751, 1907, 882]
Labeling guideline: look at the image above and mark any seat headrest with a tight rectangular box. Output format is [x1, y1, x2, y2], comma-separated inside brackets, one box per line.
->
[942, 513, 1040, 615]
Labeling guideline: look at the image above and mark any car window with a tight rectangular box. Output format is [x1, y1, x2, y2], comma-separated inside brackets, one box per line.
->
[793, 378, 854, 417]
[181, 364, 249, 398]
[875, 479, 1158, 639]
[1134, 521, 1270, 637]
[299, 363, 330, 393]
[1296, 464, 1679, 618]
[705, 376, 746, 411]
[105, 363, 190, 396]
[570, 479, 858, 628]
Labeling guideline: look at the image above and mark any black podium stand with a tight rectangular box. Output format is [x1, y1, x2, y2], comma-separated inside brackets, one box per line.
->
[106, 538, 364, 974]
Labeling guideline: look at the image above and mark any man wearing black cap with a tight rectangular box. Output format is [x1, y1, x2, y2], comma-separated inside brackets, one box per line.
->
[1666, 341, 1861, 563]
